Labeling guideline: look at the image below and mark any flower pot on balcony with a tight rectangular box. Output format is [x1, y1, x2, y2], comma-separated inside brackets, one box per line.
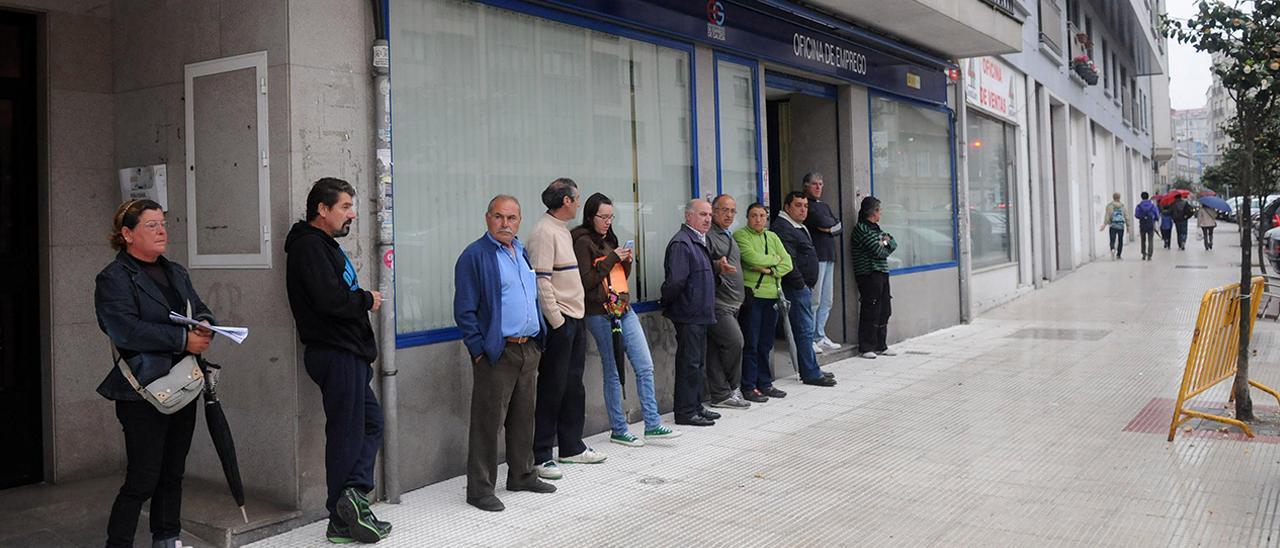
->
[1073, 64, 1098, 85]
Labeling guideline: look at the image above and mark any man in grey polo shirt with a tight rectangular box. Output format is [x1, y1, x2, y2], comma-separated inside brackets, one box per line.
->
[705, 194, 750, 409]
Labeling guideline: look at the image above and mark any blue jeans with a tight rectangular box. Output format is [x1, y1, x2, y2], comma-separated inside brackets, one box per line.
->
[811, 261, 836, 342]
[585, 310, 662, 435]
[784, 286, 824, 382]
[739, 295, 778, 392]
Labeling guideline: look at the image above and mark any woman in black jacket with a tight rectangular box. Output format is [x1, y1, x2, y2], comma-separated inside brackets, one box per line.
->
[95, 199, 215, 548]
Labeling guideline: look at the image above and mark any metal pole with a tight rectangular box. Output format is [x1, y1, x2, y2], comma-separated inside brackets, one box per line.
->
[955, 60, 973, 324]
[372, 37, 401, 504]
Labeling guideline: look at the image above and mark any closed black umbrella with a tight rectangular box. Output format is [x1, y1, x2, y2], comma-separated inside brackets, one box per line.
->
[610, 317, 627, 399]
[198, 356, 248, 523]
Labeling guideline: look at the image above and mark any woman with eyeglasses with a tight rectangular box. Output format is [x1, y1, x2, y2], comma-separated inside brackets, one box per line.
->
[571, 193, 681, 447]
[95, 199, 216, 548]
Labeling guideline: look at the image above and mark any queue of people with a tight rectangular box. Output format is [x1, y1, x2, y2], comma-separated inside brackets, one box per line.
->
[95, 175, 899, 546]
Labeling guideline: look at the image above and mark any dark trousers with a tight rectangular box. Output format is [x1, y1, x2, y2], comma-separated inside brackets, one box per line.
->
[1175, 220, 1189, 249]
[1202, 226, 1215, 249]
[704, 309, 744, 402]
[855, 272, 892, 353]
[533, 317, 587, 464]
[1109, 227, 1125, 257]
[106, 399, 197, 547]
[672, 322, 709, 420]
[304, 346, 384, 521]
[468, 341, 540, 500]
[1161, 226, 1173, 248]
[1140, 227, 1155, 258]
[739, 295, 778, 392]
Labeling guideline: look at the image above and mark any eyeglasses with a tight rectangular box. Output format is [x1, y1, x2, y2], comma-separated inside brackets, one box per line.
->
[594, 214, 614, 221]
[140, 220, 168, 231]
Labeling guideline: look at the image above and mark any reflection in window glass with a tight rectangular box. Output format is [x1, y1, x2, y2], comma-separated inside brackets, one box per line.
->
[870, 96, 954, 270]
[391, 0, 692, 334]
[716, 60, 759, 214]
[967, 113, 1015, 268]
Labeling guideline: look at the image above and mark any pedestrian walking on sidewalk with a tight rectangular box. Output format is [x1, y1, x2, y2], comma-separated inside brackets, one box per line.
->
[454, 195, 556, 513]
[571, 193, 681, 447]
[771, 192, 837, 387]
[802, 173, 843, 355]
[97, 199, 217, 548]
[1135, 192, 1160, 260]
[734, 203, 793, 403]
[1160, 203, 1174, 249]
[1101, 192, 1130, 260]
[705, 194, 752, 410]
[1197, 205, 1217, 250]
[285, 178, 390, 543]
[528, 178, 607, 480]
[662, 200, 722, 426]
[1170, 194, 1193, 250]
[850, 196, 898, 360]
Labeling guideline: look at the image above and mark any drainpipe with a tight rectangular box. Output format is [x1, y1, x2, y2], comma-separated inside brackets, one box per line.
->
[371, 0, 401, 505]
[955, 61, 973, 324]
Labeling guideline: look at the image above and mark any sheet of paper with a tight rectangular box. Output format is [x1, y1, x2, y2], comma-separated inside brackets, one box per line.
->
[169, 311, 250, 344]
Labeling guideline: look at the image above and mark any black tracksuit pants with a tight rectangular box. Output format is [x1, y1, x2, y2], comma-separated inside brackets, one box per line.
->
[533, 317, 588, 464]
[305, 346, 384, 522]
[855, 271, 892, 353]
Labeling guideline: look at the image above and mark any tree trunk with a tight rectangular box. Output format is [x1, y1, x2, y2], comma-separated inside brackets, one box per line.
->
[1234, 122, 1257, 422]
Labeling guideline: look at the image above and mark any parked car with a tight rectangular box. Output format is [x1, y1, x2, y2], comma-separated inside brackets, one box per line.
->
[1264, 226, 1280, 272]
[1256, 196, 1280, 239]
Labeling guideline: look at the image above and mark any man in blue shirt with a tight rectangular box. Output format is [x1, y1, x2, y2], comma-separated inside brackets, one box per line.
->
[454, 195, 555, 512]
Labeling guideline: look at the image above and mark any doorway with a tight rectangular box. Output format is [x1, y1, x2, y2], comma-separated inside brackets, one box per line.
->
[763, 72, 844, 340]
[0, 9, 43, 489]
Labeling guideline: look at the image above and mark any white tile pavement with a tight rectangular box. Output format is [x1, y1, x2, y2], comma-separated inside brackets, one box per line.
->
[253, 229, 1280, 547]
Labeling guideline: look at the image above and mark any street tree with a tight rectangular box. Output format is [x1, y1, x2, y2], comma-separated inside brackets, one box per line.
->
[1165, 0, 1280, 421]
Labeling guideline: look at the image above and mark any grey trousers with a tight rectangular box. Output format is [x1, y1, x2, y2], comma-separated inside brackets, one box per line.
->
[704, 308, 744, 403]
[467, 341, 540, 500]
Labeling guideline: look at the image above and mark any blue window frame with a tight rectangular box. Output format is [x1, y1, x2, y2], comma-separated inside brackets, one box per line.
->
[389, 0, 700, 349]
[712, 52, 764, 205]
[867, 90, 958, 276]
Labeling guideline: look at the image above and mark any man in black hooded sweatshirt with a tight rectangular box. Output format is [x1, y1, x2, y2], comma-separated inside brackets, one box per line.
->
[285, 177, 390, 544]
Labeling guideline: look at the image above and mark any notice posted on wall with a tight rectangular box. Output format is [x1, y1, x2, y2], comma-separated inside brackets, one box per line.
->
[119, 164, 168, 210]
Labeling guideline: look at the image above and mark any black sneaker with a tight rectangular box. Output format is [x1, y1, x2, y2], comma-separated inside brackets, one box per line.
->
[351, 490, 392, 538]
[802, 376, 837, 387]
[337, 488, 383, 543]
[743, 389, 769, 403]
[698, 409, 722, 420]
[326, 520, 356, 544]
[761, 386, 787, 398]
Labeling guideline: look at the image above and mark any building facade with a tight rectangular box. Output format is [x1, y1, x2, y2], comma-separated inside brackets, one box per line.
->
[5, 0, 1034, 545]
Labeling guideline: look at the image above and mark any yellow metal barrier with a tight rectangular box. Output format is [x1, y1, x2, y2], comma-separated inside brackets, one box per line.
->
[1168, 277, 1280, 441]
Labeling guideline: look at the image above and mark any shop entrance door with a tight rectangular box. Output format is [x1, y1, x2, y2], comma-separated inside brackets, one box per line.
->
[0, 10, 43, 489]
[763, 72, 845, 341]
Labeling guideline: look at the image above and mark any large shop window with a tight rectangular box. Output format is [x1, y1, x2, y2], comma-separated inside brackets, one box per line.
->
[714, 56, 761, 208]
[390, 0, 694, 338]
[967, 112, 1016, 269]
[870, 96, 955, 272]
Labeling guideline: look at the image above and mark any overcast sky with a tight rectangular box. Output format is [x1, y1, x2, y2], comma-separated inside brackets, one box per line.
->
[1164, 0, 1213, 110]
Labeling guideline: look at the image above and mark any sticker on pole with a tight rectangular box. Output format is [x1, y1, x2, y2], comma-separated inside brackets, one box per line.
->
[383, 249, 394, 269]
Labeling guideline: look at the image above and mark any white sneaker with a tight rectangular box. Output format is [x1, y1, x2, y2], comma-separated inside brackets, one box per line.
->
[877, 348, 898, 356]
[860, 351, 878, 359]
[820, 337, 841, 350]
[812, 342, 825, 354]
[535, 460, 563, 480]
[558, 447, 607, 464]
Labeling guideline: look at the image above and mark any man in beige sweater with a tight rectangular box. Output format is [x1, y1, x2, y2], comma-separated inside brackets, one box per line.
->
[527, 178, 606, 481]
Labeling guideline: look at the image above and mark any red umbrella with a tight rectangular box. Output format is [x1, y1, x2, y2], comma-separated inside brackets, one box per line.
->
[1159, 189, 1191, 207]
[1198, 190, 1217, 197]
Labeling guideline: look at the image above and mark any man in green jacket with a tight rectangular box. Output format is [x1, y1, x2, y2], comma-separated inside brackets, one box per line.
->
[733, 203, 793, 403]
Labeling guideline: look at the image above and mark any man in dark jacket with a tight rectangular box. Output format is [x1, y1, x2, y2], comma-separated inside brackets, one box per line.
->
[662, 199, 720, 427]
[285, 178, 389, 544]
[1170, 194, 1192, 250]
[771, 192, 836, 388]
[454, 195, 555, 512]
[802, 173, 842, 353]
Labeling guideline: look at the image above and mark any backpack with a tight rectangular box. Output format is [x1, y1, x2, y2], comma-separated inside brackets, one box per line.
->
[1110, 206, 1126, 229]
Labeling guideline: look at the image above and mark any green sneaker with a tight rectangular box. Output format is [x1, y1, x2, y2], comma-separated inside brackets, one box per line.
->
[351, 490, 392, 538]
[609, 432, 645, 447]
[336, 488, 383, 543]
[326, 520, 355, 544]
[644, 425, 683, 439]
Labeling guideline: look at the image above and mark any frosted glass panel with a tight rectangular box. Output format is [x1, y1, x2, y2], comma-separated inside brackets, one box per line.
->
[870, 96, 954, 270]
[716, 60, 759, 212]
[390, 0, 692, 333]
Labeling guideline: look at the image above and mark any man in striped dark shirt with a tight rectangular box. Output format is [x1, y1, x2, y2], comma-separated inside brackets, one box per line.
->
[849, 196, 897, 359]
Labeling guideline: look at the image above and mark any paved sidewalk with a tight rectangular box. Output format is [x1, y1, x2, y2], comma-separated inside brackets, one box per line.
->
[254, 227, 1280, 547]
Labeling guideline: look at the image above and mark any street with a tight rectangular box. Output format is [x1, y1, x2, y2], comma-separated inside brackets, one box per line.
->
[254, 227, 1280, 547]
